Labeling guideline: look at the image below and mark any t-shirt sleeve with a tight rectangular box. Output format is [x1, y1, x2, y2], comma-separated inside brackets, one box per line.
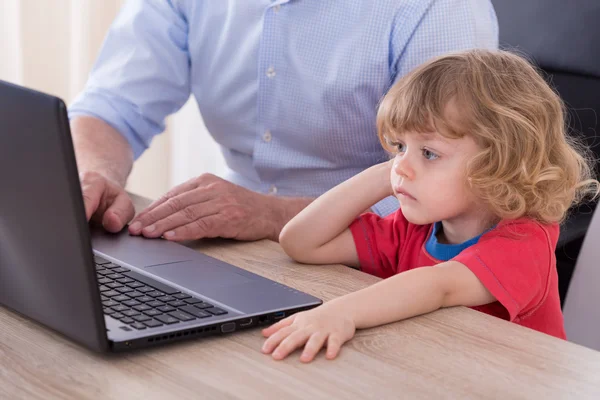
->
[452, 221, 559, 322]
[348, 210, 411, 278]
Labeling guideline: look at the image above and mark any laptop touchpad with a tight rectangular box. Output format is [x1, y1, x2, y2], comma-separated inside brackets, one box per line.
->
[144, 260, 253, 291]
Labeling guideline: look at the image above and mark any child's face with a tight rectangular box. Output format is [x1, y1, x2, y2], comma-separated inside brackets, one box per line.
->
[388, 130, 483, 225]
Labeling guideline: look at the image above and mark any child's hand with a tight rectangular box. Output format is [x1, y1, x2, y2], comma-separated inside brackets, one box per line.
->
[261, 303, 356, 362]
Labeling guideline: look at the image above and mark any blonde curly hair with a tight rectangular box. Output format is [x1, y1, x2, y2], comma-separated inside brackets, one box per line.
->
[377, 49, 598, 224]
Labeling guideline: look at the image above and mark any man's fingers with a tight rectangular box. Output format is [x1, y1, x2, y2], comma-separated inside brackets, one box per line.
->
[103, 192, 135, 232]
[130, 188, 212, 234]
[80, 178, 104, 221]
[161, 214, 223, 241]
[136, 179, 202, 218]
[138, 201, 221, 238]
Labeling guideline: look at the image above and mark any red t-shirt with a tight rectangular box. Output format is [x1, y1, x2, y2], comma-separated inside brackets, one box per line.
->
[349, 210, 566, 339]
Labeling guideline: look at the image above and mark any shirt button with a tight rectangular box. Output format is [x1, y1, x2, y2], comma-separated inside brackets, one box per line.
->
[263, 130, 272, 142]
[266, 66, 276, 78]
[273, 4, 281, 12]
[268, 185, 278, 195]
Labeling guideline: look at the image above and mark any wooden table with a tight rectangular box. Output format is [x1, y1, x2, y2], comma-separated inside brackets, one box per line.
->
[2, 194, 600, 399]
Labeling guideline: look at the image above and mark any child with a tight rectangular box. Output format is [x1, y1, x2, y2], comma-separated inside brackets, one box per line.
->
[261, 49, 599, 363]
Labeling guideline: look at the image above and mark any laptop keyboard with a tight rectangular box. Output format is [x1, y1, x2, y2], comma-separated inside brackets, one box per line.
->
[94, 255, 228, 330]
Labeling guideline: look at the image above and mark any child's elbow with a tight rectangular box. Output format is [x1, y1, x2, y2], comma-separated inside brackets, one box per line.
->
[279, 226, 312, 264]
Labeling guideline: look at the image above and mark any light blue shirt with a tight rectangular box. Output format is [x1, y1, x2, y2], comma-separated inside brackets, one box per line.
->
[69, 0, 498, 216]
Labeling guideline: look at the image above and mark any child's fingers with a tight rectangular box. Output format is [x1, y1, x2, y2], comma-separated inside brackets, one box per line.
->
[300, 332, 328, 363]
[272, 329, 312, 361]
[261, 315, 295, 337]
[325, 334, 344, 360]
[261, 325, 295, 354]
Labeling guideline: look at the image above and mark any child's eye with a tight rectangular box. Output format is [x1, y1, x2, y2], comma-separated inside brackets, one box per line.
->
[422, 148, 439, 160]
[389, 141, 406, 153]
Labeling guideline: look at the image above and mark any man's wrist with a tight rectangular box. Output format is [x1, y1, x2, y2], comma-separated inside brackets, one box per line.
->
[264, 194, 314, 242]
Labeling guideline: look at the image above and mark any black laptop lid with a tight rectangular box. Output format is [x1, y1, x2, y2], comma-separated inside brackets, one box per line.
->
[0, 80, 109, 352]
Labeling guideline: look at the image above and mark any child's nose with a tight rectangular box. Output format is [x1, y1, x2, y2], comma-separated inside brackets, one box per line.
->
[393, 154, 415, 180]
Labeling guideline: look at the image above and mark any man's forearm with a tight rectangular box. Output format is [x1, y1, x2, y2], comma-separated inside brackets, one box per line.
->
[70, 116, 134, 187]
[267, 195, 315, 242]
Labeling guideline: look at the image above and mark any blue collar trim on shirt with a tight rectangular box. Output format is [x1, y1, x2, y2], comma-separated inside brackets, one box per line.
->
[425, 222, 488, 261]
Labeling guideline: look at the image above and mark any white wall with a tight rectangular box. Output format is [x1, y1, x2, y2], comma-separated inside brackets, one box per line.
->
[0, 0, 224, 201]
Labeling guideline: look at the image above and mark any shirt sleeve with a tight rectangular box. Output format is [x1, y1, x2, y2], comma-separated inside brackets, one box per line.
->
[370, 195, 399, 217]
[68, 0, 191, 159]
[452, 221, 559, 322]
[349, 210, 411, 278]
[389, 0, 499, 85]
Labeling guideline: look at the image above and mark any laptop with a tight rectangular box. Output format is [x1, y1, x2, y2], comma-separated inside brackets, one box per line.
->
[0, 80, 322, 352]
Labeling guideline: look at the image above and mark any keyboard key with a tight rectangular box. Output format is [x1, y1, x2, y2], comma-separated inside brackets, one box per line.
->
[104, 263, 121, 269]
[147, 300, 165, 308]
[131, 322, 147, 330]
[103, 308, 115, 315]
[206, 307, 228, 316]
[137, 286, 155, 293]
[116, 287, 133, 294]
[133, 304, 152, 312]
[133, 314, 151, 322]
[127, 282, 144, 289]
[94, 255, 111, 264]
[123, 310, 141, 317]
[99, 285, 111, 292]
[143, 319, 164, 328]
[122, 270, 180, 295]
[147, 291, 165, 298]
[102, 300, 119, 308]
[127, 291, 144, 298]
[119, 317, 135, 324]
[106, 283, 123, 289]
[112, 305, 129, 312]
[107, 273, 123, 279]
[168, 300, 187, 308]
[180, 305, 212, 318]
[194, 302, 214, 309]
[155, 315, 180, 325]
[116, 277, 134, 284]
[104, 290, 121, 298]
[157, 295, 176, 303]
[97, 277, 112, 284]
[184, 298, 203, 305]
[157, 305, 176, 313]
[112, 312, 124, 319]
[97, 270, 113, 276]
[113, 267, 129, 273]
[168, 311, 195, 322]
[137, 296, 154, 303]
[173, 293, 191, 300]
[101, 295, 109, 301]
[143, 309, 163, 317]
[123, 299, 141, 307]
[113, 295, 130, 302]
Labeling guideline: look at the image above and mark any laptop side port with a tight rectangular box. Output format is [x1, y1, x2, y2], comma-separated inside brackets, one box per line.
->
[239, 318, 253, 327]
[273, 311, 285, 320]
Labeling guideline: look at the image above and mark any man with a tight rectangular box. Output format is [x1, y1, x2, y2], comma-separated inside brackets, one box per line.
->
[70, 0, 498, 242]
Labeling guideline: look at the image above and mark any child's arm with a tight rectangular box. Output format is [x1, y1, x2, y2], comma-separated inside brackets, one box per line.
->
[279, 161, 393, 267]
[262, 260, 495, 362]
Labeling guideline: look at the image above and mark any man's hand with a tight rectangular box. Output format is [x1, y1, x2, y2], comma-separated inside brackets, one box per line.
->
[128, 174, 305, 242]
[80, 171, 136, 232]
